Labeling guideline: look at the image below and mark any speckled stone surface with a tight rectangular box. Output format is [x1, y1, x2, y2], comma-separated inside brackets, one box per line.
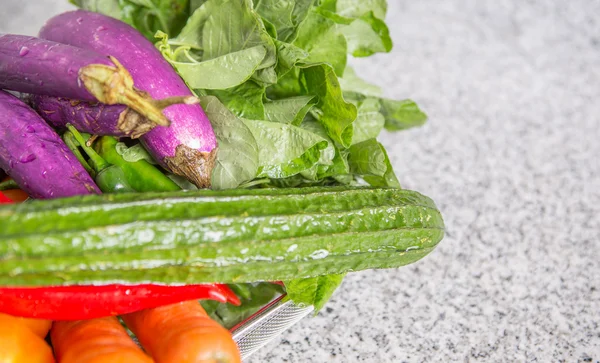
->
[2, 1, 599, 362]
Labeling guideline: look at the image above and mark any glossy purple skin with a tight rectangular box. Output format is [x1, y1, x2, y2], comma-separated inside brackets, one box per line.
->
[30, 94, 129, 136]
[0, 91, 100, 199]
[40, 10, 218, 164]
[0, 34, 112, 101]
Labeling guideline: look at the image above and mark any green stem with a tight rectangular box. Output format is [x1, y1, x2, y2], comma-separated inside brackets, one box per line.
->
[65, 124, 110, 174]
[62, 131, 94, 176]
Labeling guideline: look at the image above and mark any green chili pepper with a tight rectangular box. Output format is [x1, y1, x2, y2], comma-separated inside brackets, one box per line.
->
[93, 136, 180, 192]
[0, 179, 19, 191]
[65, 125, 135, 194]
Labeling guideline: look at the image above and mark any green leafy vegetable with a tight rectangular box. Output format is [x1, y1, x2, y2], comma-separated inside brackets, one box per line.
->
[241, 119, 328, 178]
[339, 66, 382, 97]
[273, 40, 308, 79]
[263, 95, 316, 125]
[335, 0, 387, 19]
[205, 80, 267, 119]
[339, 11, 392, 57]
[70, 0, 189, 40]
[293, 10, 347, 76]
[347, 138, 399, 187]
[379, 98, 428, 131]
[199, 96, 259, 189]
[172, 0, 275, 63]
[316, 0, 392, 57]
[301, 64, 357, 148]
[299, 117, 347, 181]
[341, 68, 428, 131]
[253, 0, 295, 37]
[161, 0, 277, 92]
[269, 63, 357, 147]
[158, 40, 266, 89]
[352, 97, 385, 144]
[253, 0, 315, 42]
[284, 273, 345, 312]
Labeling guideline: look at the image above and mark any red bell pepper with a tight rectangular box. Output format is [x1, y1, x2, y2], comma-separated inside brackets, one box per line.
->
[0, 284, 240, 320]
[0, 190, 12, 203]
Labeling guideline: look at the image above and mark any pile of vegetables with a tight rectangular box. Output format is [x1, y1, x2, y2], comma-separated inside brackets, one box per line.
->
[71, 0, 426, 191]
[0, 0, 443, 361]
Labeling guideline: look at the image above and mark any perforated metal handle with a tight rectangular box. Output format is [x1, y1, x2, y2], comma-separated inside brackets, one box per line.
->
[231, 294, 314, 361]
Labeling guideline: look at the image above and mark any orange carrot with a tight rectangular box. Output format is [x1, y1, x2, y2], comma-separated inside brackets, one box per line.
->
[122, 301, 241, 363]
[0, 312, 52, 338]
[51, 317, 153, 363]
[0, 318, 55, 363]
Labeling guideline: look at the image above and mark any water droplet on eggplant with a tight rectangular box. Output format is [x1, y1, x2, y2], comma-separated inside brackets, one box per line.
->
[19, 153, 36, 163]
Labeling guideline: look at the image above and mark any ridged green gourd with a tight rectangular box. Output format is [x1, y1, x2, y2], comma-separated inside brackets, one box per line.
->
[0, 186, 444, 286]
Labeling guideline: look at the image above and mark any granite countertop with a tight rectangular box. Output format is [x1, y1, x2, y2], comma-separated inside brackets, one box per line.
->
[2, 1, 598, 362]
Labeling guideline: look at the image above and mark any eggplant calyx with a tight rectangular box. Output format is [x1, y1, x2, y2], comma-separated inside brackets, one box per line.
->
[79, 56, 199, 128]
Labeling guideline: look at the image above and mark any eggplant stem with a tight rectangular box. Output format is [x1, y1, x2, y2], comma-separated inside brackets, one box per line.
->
[79, 56, 197, 128]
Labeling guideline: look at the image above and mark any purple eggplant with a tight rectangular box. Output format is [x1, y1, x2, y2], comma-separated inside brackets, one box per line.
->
[0, 34, 196, 130]
[29, 95, 154, 139]
[0, 90, 100, 199]
[40, 11, 218, 188]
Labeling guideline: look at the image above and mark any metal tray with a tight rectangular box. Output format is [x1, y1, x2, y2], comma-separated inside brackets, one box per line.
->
[230, 294, 314, 361]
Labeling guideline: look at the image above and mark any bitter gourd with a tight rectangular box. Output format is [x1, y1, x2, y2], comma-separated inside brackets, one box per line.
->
[0, 186, 444, 286]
